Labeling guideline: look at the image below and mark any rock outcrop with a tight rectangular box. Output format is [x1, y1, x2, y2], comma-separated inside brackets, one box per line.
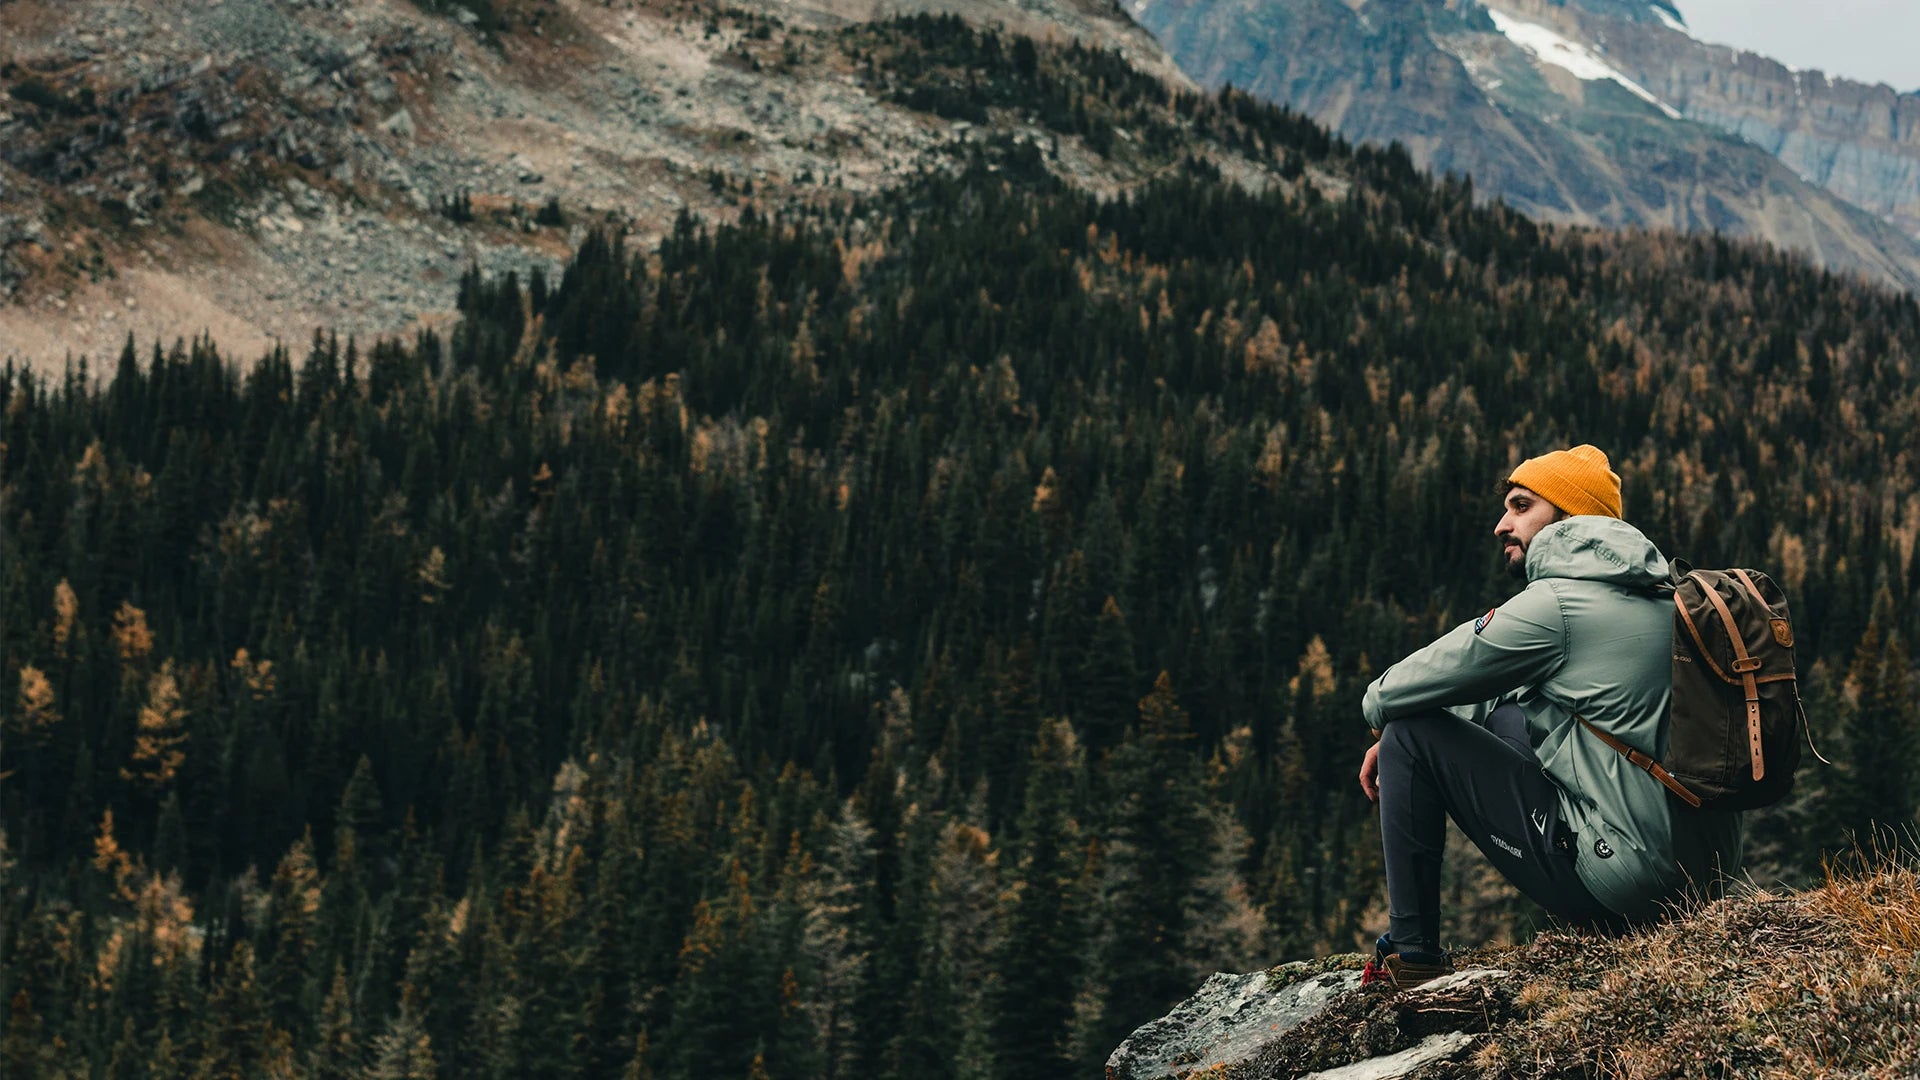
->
[1106, 965, 1363, 1079]
[1108, 864, 1920, 1079]
[1108, 962, 1514, 1080]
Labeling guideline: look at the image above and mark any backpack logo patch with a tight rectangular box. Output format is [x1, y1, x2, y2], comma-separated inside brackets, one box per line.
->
[1474, 608, 1497, 635]
[1593, 837, 1615, 859]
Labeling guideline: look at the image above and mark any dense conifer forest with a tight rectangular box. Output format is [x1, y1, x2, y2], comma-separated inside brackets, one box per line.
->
[3, 16, 1919, 1078]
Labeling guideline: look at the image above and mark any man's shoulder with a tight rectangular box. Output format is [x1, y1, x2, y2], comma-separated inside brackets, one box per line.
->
[1542, 574, 1673, 643]
[1505, 578, 1567, 612]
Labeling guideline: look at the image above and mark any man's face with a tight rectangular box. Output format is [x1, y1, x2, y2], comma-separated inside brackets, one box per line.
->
[1494, 485, 1563, 577]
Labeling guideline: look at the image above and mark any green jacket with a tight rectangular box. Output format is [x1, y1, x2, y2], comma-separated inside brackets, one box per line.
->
[1360, 516, 1743, 918]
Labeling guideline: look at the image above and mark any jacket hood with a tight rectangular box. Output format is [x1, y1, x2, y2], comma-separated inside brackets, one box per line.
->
[1525, 516, 1669, 587]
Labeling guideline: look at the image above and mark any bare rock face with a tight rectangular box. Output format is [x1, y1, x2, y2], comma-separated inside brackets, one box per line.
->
[1107, 965, 1364, 1080]
[1127, 0, 1920, 293]
[1108, 964, 1516, 1080]
[1574, 6, 1920, 239]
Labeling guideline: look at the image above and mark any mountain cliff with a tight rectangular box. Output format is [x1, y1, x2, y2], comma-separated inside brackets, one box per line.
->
[1125, 0, 1920, 293]
[1530, 0, 1920, 238]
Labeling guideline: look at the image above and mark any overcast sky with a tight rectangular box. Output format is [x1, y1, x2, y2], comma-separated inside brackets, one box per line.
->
[1676, 0, 1920, 92]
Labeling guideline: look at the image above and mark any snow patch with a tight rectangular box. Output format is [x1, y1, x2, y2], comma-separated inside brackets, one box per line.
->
[1650, 5, 1689, 35]
[1485, 8, 1682, 119]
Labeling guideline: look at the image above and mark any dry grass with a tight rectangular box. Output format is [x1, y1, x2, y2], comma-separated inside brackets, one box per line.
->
[1231, 855, 1920, 1080]
[1461, 848, 1920, 1079]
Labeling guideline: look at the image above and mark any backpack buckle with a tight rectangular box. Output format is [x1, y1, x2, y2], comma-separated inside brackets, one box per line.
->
[1731, 657, 1762, 674]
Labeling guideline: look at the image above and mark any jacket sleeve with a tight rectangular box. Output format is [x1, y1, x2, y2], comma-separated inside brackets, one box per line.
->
[1361, 582, 1566, 730]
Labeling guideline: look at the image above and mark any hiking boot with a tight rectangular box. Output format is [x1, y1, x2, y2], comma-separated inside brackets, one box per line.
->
[1360, 934, 1455, 991]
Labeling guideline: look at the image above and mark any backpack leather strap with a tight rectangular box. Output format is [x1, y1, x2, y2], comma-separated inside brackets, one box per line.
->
[1728, 568, 1771, 610]
[1692, 572, 1766, 782]
[1731, 567, 1794, 648]
[1576, 714, 1703, 809]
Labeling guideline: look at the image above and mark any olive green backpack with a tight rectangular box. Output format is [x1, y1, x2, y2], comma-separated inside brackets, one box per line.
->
[1580, 561, 1822, 812]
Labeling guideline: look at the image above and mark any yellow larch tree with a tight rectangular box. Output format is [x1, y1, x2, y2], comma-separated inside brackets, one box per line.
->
[122, 660, 188, 791]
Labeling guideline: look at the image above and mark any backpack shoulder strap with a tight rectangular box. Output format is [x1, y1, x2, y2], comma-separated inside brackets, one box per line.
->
[1689, 571, 1767, 783]
[1575, 714, 1703, 809]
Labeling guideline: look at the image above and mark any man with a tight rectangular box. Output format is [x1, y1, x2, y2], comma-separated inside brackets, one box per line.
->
[1355, 444, 1743, 988]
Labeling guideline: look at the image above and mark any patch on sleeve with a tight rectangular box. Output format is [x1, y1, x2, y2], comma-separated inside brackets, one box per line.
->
[1474, 607, 1498, 635]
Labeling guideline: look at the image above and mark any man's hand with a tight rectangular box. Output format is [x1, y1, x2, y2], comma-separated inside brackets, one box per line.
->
[1359, 740, 1382, 803]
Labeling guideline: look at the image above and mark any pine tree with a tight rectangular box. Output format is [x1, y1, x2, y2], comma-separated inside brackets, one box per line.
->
[1037, 550, 1095, 714]
[1078, 598, 1138, 757]
[106, 1017, 148, 1080]
[1, 990, 57, 1078]
[311, 962, 359, 1080]
[364, 990, 437, 1080]
[661, 856, 779, 1078]
[122, 659, 188, 792]
[799, 800, 877, 1080]
[886, 810, 1001, 1080]
[982, 636, 1040, 823]
[1771, 658, 1851, 878]
[262, 830, 325, 1042]
[1848, 625, 1920, 851]
[885, 807, 958, 1078]
[194, 940, 281, 1080]
[993, 717, 1086, 1080]
[1086, 673, 1223, 1059]
[1124, 456, 1188, 635]
[11, 664, 60, 742]
[1257, 717, 1319, 956]
[339, 756, 386, 849]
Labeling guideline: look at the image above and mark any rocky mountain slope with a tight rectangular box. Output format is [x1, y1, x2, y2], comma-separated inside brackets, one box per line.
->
[0, 0, 1180, 369]
[1110, 857, 1920, 1079]
[1125, 0, 1920, 294]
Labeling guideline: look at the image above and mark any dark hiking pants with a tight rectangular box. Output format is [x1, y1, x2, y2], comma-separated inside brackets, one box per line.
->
[1376, 705, 1621, 954]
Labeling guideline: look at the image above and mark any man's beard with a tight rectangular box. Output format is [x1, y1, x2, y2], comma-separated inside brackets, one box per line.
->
[1503, 544, 1527, 579]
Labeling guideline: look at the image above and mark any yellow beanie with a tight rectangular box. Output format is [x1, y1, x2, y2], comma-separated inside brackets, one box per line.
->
[1508, 445, 1622, 518]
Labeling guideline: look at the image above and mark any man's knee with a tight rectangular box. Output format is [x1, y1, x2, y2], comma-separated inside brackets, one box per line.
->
[1377, 713, 1447, 766]
[1487, 704, 1526, 729]
[1377, 719, 1411, 763]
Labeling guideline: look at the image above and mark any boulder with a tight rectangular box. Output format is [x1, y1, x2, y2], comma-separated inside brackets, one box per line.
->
[1110, 966, 1516, 1080]
[1106, 965, 1363, 1080]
